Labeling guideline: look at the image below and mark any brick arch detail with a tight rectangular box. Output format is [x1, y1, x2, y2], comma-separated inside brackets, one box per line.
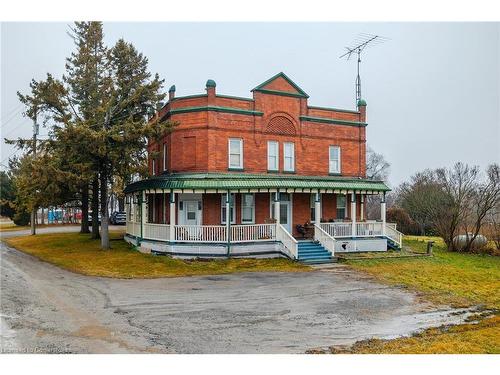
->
[265, 112, 297, 136]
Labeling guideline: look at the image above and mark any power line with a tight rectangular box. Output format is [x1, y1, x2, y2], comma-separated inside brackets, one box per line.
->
[1, 103, 23, 122]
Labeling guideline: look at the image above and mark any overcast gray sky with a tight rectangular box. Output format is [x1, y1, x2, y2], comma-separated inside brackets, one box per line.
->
[1, 22, 499, 186]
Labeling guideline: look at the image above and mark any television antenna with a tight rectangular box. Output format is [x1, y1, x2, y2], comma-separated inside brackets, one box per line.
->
[340, 33, 389, 107]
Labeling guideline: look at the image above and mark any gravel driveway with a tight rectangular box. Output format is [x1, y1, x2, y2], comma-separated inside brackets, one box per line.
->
[0, 238, 473, 353]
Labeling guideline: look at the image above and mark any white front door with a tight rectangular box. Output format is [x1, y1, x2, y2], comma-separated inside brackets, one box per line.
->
[184, 200, 199, 225]
[271, 193, 292, 233]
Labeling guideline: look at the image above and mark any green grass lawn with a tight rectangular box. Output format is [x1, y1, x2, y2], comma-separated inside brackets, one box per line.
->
[336, 236, 500, 354]
[347, 236, 500, 309]
[3, 232, 309, 278]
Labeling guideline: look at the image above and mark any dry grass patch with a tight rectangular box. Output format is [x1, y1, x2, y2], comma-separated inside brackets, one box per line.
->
[346, 236, 500, 309]
[332, 235, 500, 354]
[328, 314, 500, 354]
[4, 232, 309, 278]
[0, 223, 80, 232]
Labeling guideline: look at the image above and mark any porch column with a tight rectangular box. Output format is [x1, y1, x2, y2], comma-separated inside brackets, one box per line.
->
[360, 194, 365, 221]
[141, 190, 146, 239]
[351, 192, 356, 237]
[226, 191, 231, 253]
[381, 192, 386, 236]
[169, 191, 175, 242]
[314, 191, 321, 224]
[274, 192, 280, 224]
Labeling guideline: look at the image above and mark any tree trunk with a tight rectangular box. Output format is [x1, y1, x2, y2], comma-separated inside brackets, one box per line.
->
[91, 176, 100, 239]
[41, 207, 45, 225]
[80, 186, 90, 233]
[100, 170, 110, 249]
[30, 206, 36, 235]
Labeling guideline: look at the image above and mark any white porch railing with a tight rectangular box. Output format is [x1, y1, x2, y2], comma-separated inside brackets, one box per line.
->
[231, 224, 276, 242]
[276, 223, 298, 259]
[126, 221, 141, 237]
[144, 223, 170, 241]
[174, 225, 228, 242]
[319, 222, 403, 247]
[320, 222, 352, 238]
[355, 222, 384, 237]
[313, 224, 336, 255]
[385, 225, 403, 247]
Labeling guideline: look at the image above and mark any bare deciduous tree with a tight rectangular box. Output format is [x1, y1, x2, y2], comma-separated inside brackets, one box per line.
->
[365, 146, 391, 220]
[460, 164, 500, 252]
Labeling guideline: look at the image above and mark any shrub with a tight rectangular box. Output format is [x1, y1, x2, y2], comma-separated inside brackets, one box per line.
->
[13, 209, 30, 226]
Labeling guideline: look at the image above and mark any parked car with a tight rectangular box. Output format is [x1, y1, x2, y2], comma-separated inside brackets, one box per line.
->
[87, 211, 102, 226]
[110, 211, 126, 225]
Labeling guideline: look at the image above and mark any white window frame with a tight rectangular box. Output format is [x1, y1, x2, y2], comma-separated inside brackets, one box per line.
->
[267, 141, 279, 171]
[152, 159, 156, 176]
[310, 193, 322, 223]
[283, 142, 295, 172]
[221, 193, 236, 224]
[336, 195, 346, 219]
[329, 146, 341, 174]
[241, 193, 255, 224]
[228, 138, 243, 169]
[163, 143, 167, 171]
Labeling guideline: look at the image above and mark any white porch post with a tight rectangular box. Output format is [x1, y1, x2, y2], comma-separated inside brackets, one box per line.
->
[351, 192, 357, 237]
[169, 191, 175, 242]
[314, 191, 321, 224]
[141, 190, 146, 239]
[360, 194, 364, 221]
[274, 192, 280, 224]
[226, 191, 231, 253]
[381, 192, 386, 236]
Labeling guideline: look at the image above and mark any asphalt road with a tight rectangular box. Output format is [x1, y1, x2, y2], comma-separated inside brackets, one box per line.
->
[0, 232, 474, 353]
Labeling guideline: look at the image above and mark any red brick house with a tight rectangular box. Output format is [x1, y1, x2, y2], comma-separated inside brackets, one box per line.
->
[124, 73, 401, 262]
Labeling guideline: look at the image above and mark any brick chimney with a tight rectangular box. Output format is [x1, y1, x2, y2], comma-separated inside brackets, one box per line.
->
[357, 98, 367, 122]
[206, 79, 216, 105]
[168, 85, 176, 101]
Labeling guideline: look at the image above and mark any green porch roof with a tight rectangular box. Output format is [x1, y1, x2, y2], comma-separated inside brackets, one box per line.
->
[124, 173, 390, 194]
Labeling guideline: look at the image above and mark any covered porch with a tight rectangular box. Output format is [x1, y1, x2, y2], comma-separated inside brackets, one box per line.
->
[123, 173, 400, 259]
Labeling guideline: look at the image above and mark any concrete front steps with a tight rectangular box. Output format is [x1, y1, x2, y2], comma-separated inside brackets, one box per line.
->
[297, 241, 335, 264]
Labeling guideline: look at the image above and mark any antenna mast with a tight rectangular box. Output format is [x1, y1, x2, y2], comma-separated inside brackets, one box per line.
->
[340, 33, 389, 108]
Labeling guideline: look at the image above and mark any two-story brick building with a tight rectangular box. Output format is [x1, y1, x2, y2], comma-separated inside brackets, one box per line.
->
[124, 73, 400, 263]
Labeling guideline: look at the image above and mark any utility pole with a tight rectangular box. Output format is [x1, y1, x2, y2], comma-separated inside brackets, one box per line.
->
[31, 109, 39, 235]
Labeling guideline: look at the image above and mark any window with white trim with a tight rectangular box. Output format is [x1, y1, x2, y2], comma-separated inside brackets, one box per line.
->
[151, 159, 156, 176]
[310, 194, 322, 222]
[267, 141, 279, 171]
[241, 194, 255, 224]
[228, 138, 243, 169]
[221, 193, 236, 224]
[283, 142, 295, 172]
[336, 195, 346, 219]
[163, 143, 167, 171]
[329, 146, 341, 174]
